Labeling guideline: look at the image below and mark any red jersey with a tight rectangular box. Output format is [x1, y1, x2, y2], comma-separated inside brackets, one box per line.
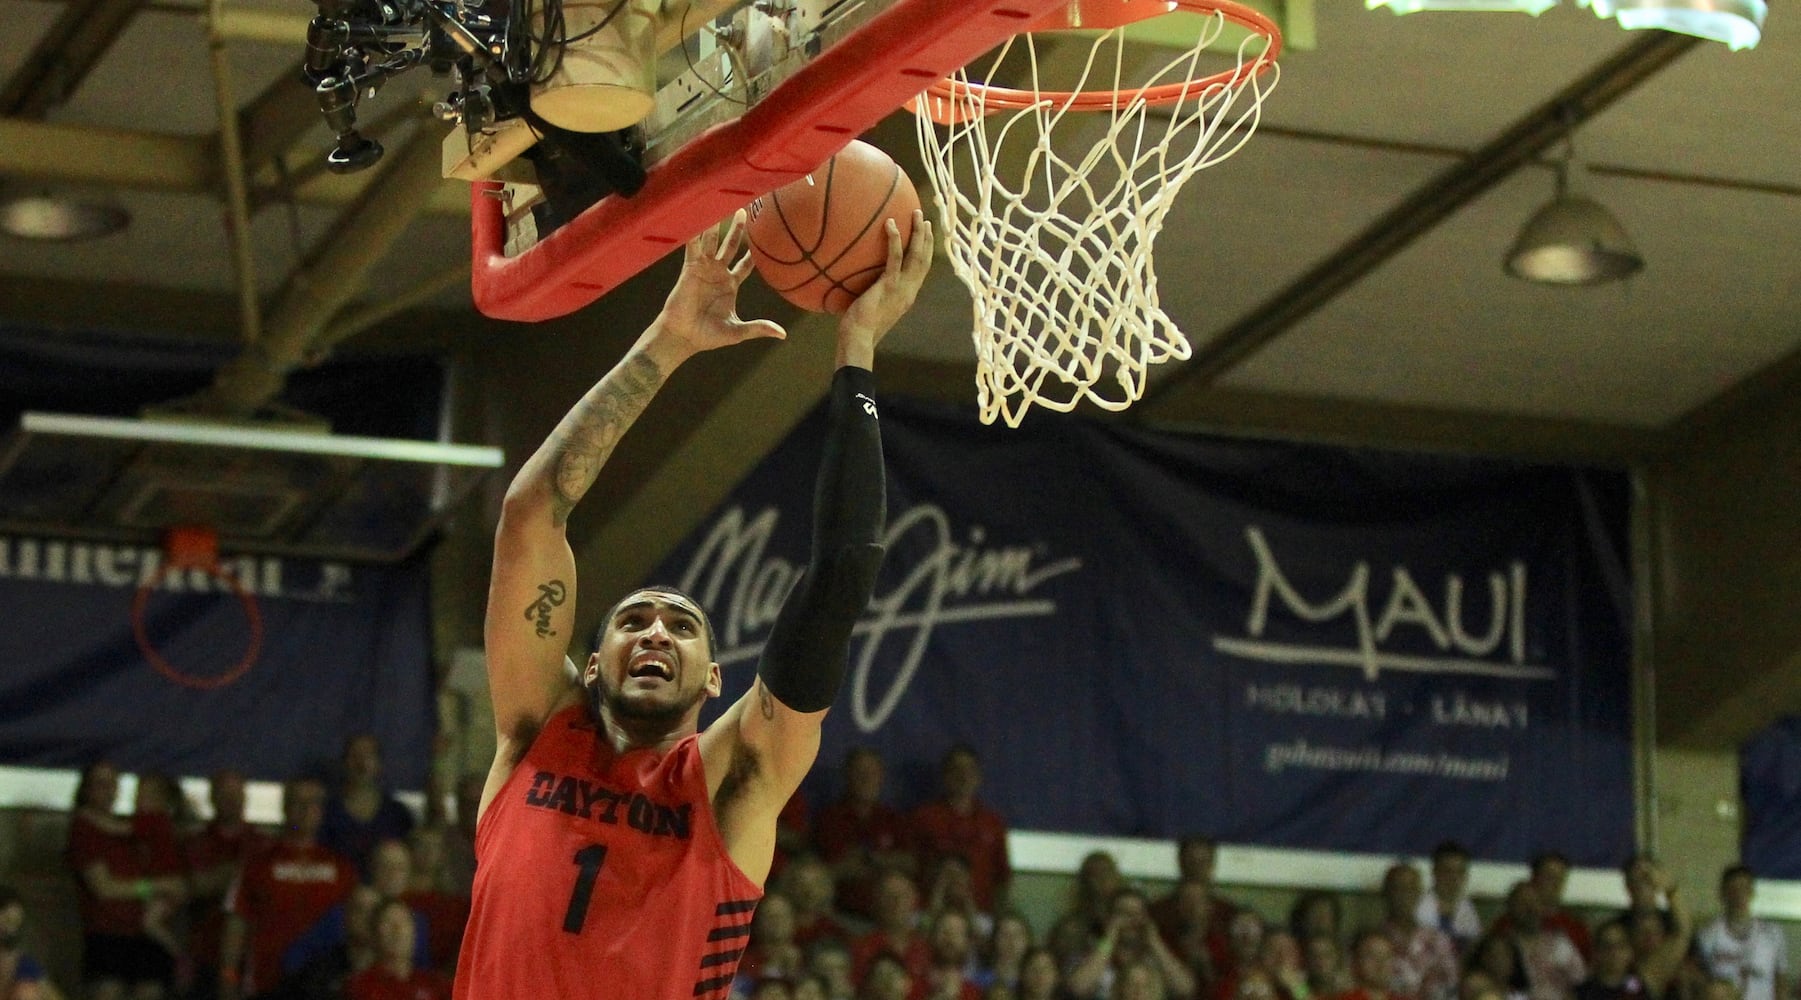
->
[452, 705, 763, 1000]
[224, 840, 357, 994]
[185, 821, 275, 965]
[813, 800, 909, 917]
[851, 930, 932, 987]
[400, 889, 470, 972]
[348, 966, 453, 1000]
[907, 800, 1010, 910]
[66, 812, 183, 937]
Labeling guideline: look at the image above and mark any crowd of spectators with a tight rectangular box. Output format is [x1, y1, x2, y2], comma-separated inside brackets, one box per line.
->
[15, 739, 1793, 1000]
[49, 737, 475, 1000]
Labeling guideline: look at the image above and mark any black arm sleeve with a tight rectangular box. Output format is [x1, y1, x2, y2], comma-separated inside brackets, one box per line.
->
[756, 366, 886, 713]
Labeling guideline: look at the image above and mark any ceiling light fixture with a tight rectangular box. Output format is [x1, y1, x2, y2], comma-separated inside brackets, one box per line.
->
[1579, 0, 1765, 50]
[1505, 137, 1644, 286]
[1372, 0, 1766, 48]
[0, 190, 131, 242]
[1366, 0, 1557, 12]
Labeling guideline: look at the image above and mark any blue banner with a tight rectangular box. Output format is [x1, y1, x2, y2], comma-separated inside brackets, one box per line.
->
[0, 326, 444, 788]
[1740, 718, 1801, 878]
[667, 396, 1634, 864]
[0, 536, 435, 787]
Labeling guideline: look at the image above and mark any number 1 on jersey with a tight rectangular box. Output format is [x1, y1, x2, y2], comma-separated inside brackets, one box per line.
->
[563, 843, 608, 933]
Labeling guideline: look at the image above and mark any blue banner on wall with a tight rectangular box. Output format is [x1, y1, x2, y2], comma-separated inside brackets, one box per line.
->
[0, 326, 443, 788]
[1740, 718, 1801, 878]
[0, 537, 435, 787]
[663, 396, 1635, 864]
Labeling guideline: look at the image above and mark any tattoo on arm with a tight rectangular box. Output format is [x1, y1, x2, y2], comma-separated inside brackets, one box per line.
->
[757, 680, 775, 720]
[525, 580, 567, 638]
[547, 353, 664, 524]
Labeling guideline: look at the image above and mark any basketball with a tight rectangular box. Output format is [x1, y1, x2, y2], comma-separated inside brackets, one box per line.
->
[746, 140, 921, 314]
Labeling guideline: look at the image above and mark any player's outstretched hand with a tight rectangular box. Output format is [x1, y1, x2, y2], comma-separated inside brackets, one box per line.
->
[654, 209, 787, 361]
[837, 209, 933, 369]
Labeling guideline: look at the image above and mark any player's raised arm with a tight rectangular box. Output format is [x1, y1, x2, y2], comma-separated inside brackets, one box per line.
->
[484, 212, 785, 781]
[704, 211, 932, 867]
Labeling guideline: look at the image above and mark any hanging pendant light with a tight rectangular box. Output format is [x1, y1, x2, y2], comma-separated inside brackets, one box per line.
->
[1505, 140, 1644, 286]
[1577, 0, 1766, 50]
[1368, 0, 1558, 12]
[0, 189, 131, 242]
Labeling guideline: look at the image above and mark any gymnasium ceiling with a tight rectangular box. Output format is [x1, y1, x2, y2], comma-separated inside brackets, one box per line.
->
[0, 0, 1796, 748]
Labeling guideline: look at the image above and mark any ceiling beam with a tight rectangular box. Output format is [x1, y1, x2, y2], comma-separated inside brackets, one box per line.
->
[1139, 30, 1700, 409]
[0, 117, 213, 191]
[0, 0, 143, 119]
[0, 273, 244, 339]
[231, 70, 326, 185]
[175, 129, 449, 415]
[0, 117, 466, 214]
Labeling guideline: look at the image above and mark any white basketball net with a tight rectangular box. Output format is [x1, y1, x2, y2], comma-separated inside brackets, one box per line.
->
[914, 11, 1279, 427]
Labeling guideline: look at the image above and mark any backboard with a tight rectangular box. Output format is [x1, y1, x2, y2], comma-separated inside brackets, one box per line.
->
[467, 0, 1072, 321]
[0, 412, 504, 564]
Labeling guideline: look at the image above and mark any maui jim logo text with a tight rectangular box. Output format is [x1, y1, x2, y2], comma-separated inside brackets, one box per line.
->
[678, 503, 1082, 731]
[1212, 525, 1554, 682]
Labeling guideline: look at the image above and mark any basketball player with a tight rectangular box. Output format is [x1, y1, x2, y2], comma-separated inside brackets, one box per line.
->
[452, 206, 933, 1000]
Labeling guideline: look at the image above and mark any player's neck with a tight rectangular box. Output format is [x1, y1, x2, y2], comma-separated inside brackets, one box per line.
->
[597, 705, 694, 755]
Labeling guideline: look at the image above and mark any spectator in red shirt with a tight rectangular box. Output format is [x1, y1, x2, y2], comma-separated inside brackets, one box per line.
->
[1066, 851, 1126, 945]
[861, 953, 915, 1000]
[740, 892, 808, 989]
[397, 827, 467, 974]
[220, 778, 356, 1000]
[1530, 854, 1593, 964]
[921, 909, 983, 1000]
[1152, 838, 1238, 954]
[65, 761, 188, 1000]
[851, 871, 932, 989]
[1067, 889, 1196, 1000]
[924, 855, 992, 942]
[907, 747, 1010, 913]
[185, 770, 274, 1000]
[346, 899, 450, 1000]
[781, 856, 852, 950]
[129, 774, 195, 977]
[816, 748, 914, 921]
[1332, 930, 1416, 1000]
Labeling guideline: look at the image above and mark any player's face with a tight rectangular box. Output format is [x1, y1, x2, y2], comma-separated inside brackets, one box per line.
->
[590, 591, 720, 724]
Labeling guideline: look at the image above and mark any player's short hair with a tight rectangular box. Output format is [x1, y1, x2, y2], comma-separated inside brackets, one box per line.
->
[1431, 840, 1471, 864]
[593, 584, 717, 658]
[1178, 834, 1219, 854]
[1529, 850, 1571, 875]
[1721, 863, 1754, 884]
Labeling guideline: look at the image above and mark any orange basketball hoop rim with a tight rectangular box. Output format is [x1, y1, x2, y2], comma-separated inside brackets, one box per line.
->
[131, 526, 264, 691]
[916, 0, 1282, 124]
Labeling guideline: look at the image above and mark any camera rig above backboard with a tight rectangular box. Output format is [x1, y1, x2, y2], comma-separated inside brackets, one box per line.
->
[300, 0, 649, 213]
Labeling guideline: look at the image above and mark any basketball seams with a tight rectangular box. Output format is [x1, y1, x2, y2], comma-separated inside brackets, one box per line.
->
[746, 141, 917, 312]
[762, 165, 901, 294]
